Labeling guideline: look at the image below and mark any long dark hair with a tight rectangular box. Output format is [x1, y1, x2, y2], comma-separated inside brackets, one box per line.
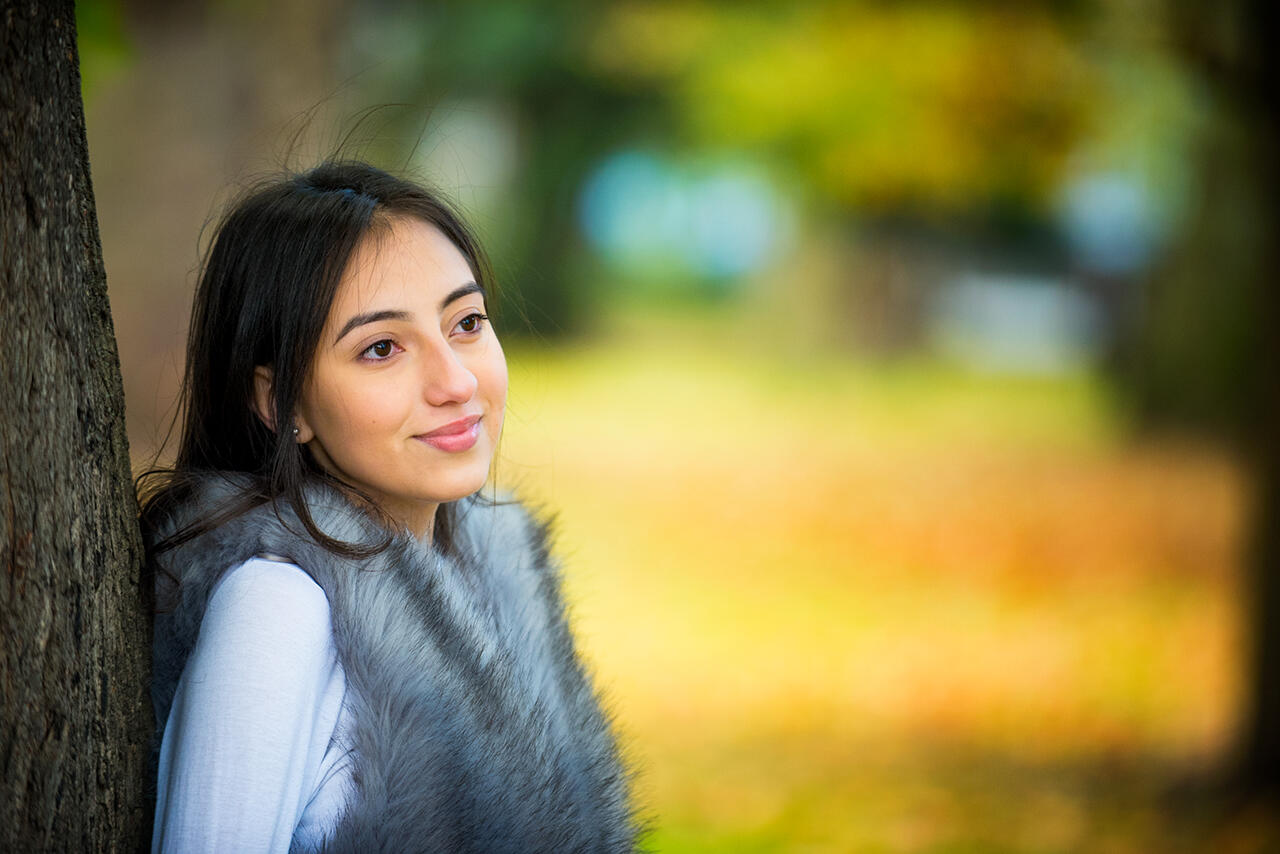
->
[139, 161, 498, 558]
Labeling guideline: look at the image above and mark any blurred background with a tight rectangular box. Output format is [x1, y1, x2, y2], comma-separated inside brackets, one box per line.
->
[77, 0, 1276, 851]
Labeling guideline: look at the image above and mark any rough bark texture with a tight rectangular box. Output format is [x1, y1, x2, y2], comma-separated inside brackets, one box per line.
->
[0, 0, 151, 850]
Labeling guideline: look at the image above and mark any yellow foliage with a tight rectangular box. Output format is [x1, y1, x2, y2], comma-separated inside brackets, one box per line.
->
[586, 2, 1099, 213]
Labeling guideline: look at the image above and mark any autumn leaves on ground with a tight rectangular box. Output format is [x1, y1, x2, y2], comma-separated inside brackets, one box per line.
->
[499, 311, 1270, 853]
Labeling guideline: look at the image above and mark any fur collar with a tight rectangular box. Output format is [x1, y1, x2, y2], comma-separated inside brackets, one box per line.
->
[150, 474, 638, 853]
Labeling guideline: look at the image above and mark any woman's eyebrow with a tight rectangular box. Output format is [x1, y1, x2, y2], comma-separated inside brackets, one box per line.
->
[334, 309, 412, 344]
[440, 282, 484, 312]
[333, 283, 484, 344]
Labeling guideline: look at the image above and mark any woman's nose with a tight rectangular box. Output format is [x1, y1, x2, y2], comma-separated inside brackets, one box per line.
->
[421, 342, 478, 406]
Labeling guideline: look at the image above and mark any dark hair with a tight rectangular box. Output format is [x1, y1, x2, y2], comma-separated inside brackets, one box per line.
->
[139, 161, 498, 558]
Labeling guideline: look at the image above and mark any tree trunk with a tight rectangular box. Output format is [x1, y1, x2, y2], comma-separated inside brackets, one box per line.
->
[1245, 395, 1280, 789]
[1161, 0, 1280, 792]
[0, 1, 151, 850]
[1238, 88, 1280, 793]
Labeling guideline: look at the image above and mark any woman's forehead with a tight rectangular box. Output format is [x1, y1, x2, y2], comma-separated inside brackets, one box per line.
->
[334, 218, 476, 313]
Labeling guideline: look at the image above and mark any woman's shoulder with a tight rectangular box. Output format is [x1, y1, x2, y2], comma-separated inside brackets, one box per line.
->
[201, 557, 334, 661]
[212, 557, 330, 615]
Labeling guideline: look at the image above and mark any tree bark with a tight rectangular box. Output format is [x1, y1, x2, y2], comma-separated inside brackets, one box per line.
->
[0, 1, 151, 850]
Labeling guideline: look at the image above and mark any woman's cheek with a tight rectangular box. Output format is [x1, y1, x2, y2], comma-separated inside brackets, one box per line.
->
[357, 376, 409, 424]
[489, 352, 509, 408]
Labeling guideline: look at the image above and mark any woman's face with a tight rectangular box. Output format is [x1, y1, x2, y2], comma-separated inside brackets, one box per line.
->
[291, 215, 507, 538]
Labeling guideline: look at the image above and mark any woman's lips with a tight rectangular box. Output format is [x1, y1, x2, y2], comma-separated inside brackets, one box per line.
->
[417, 415, 481, 452]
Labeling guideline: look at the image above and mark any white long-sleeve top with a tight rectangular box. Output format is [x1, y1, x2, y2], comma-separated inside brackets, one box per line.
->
[152, 558, 356, 853]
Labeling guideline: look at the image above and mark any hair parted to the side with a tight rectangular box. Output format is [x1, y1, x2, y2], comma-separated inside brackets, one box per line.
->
[138, 160, 499, 561]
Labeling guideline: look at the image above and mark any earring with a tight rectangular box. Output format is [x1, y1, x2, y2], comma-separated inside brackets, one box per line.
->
[292, 426, 300, 438]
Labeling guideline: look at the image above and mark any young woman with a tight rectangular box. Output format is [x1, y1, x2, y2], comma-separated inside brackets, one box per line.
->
[142, 162, 637, 853]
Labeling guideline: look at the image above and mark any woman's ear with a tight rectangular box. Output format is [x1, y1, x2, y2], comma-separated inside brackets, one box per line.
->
[253, 366, 315, 443]
[252, 366, 278, 432]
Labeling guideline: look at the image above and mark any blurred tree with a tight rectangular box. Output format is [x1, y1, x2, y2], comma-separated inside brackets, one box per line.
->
[1155, 0, 1280, 793]
[348, 0, 666, 338]
[0, 0, 150, 848]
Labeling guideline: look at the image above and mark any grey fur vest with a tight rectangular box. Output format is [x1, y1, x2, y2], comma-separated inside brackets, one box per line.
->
[149, 475, 638, 853]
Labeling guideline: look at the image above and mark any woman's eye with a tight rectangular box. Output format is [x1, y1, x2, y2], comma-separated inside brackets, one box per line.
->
[455, 313, 488, 335]
[361, 339, 397, 360]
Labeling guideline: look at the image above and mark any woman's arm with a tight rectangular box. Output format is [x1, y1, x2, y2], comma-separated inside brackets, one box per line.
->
[152, 559, 345, 854]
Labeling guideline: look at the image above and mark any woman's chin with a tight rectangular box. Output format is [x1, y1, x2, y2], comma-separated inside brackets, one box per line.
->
[422, 463, 495, 505]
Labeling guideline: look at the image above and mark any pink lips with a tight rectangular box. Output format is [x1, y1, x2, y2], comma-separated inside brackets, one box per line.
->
[417, 415, 481, 452]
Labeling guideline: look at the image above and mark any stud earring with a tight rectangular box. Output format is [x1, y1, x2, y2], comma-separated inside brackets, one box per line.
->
[292, 426, 300, 438]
